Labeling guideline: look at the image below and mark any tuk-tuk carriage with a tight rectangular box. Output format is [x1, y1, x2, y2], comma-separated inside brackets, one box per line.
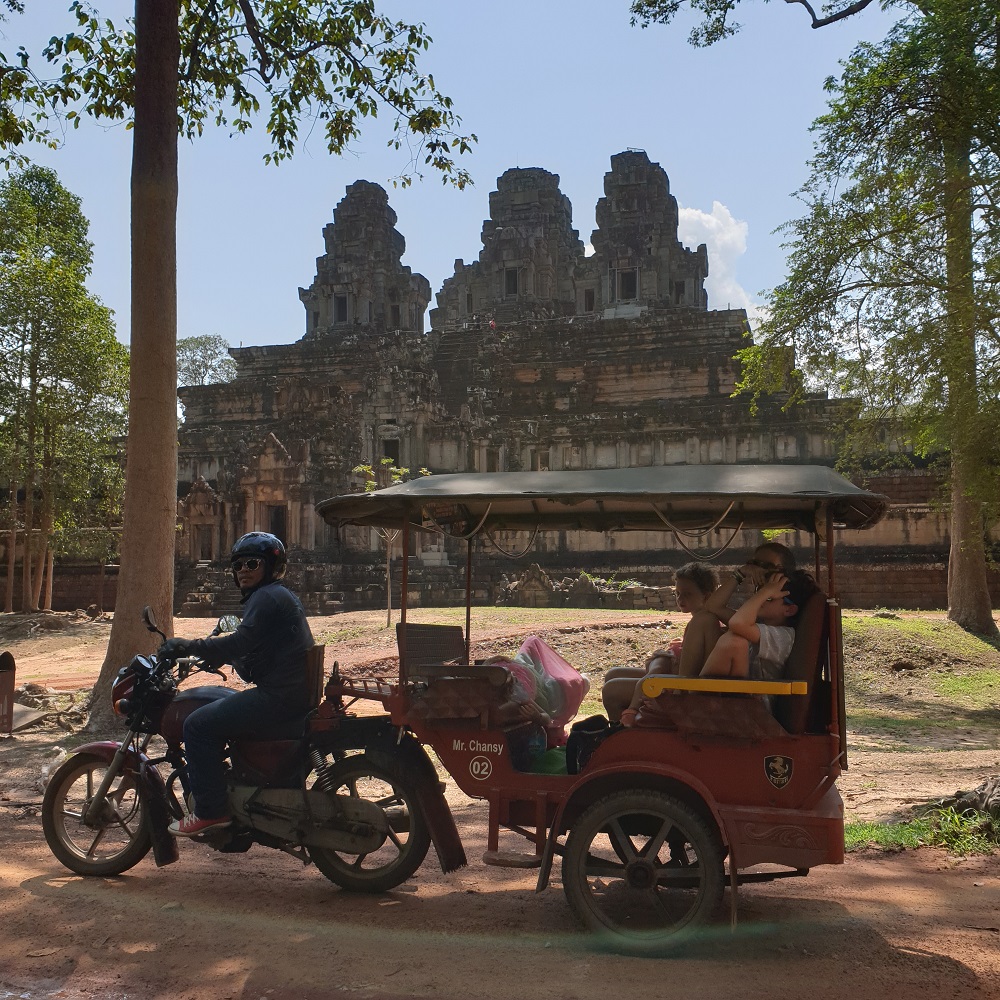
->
[314, 464, 888, 947]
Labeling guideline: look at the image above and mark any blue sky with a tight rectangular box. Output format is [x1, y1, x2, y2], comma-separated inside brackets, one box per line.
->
[5, 1, 900, 349]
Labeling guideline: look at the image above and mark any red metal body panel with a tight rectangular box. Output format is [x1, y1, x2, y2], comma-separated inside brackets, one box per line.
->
[336, 682, 845, 873]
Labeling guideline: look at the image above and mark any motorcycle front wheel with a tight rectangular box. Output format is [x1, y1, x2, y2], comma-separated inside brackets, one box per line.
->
[42, 751, 152, 876]
[309, 754, 431, 893]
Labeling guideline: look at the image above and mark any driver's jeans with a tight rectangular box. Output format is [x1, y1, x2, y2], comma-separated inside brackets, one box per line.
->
[183, 687, 307, 820]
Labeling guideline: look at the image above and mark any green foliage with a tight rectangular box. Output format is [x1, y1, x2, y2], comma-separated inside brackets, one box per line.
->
[578, 570, 642, 592]
[740, 11, 1000, 497]
[2, 1, 476, 186]
[0, 166, 128, 568]
[935, 669, 1000, 707]
[628, 0, 1000, 631]
[846, 806, 1000, 854]
[177, 333, 236, 386]
[352, 459, 429, 493]
[844, 817, 931, 851]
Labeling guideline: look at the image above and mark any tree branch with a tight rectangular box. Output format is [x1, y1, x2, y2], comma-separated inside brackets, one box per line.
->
[182, 0, 217, 84]
[236, 0, 274, 82]
[783, 0, 877, 29]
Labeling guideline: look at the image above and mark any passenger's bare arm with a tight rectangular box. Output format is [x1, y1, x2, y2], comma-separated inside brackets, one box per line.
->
[702, 563, 752, 624]
[727, 574, 788, 642]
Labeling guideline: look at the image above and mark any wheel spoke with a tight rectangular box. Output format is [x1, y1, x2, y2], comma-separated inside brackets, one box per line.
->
[584, 858, 626, 879]
[85, 826, 108, 858]
[640, 818, 672, 862]
[654, 865, 703, 887]
[606, 818, 638, 864]
[111, 807, 138, 838]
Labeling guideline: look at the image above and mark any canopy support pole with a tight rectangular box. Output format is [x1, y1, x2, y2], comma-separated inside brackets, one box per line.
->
[465, 538, 473, 664]
[825, 508, 847, 769]
[400, 518, 409, 685]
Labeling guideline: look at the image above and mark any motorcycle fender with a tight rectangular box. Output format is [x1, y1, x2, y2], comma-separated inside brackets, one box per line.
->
[140, 761, 179, 867]
[72, 741, 179, 868]
[367, 731, 467, 874]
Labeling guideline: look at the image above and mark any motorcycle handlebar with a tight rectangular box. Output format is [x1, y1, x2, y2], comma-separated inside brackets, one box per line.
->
[156, 653, 226, 683]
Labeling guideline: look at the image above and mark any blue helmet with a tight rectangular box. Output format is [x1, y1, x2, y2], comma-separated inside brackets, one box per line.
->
[230, 531, 286, 586]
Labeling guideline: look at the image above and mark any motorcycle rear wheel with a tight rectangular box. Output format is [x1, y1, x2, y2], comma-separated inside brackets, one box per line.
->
[42, 751, 152, 876]
[309, 755, 430, 893]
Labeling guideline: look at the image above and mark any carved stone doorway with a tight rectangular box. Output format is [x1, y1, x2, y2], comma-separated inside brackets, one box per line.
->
[267, 504, 287, 545]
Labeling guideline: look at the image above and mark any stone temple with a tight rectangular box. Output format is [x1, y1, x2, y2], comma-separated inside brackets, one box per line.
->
[174, 150, 963, 614]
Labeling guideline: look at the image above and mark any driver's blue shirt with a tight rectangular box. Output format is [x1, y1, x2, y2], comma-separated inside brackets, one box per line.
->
[187, 581, 314, 703]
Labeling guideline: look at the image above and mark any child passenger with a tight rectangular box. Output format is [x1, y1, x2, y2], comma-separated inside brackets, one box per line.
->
[700, 570, 817, 680]
[601, 562, 718, 724]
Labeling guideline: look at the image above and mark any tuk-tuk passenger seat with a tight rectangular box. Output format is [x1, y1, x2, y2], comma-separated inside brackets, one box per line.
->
[772, 588, 830, 735]
[634, 588, 831, 738]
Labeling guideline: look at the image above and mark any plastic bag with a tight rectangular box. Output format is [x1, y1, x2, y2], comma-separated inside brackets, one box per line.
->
[511, 636, 590, 745]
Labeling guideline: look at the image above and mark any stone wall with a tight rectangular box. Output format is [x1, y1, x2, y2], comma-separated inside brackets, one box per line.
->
[0, 565, 119, 613]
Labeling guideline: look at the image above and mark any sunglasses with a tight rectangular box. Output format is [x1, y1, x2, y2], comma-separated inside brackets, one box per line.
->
[749, 559, 783, 571]
[765, 595, 796, 605]
[231, 558, 263, 572]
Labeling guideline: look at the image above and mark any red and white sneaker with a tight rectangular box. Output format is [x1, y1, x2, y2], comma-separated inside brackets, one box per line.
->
[169, 813, 232, 837]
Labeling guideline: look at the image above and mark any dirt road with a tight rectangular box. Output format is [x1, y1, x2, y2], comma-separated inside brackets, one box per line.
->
[2, 796, 999, 1000]
[2, 610, 999, 998]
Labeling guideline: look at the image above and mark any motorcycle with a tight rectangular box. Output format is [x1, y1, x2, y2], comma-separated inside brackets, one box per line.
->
[41, 606, 451, 892]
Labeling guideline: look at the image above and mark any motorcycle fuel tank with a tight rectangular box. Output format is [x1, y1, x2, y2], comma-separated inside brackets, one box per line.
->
[160, 686, 236, 743]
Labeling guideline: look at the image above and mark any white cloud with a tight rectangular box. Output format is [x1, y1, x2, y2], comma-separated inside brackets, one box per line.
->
[678, 202, 763, 321]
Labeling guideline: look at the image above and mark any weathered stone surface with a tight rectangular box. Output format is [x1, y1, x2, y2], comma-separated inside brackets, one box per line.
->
[173, 151, 988, 614]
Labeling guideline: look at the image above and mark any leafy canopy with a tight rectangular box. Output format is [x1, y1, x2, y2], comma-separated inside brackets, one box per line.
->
[736, 10, 1000, 501]
[2, 1, 475, 185]
[0, 165, 129, 561]
[178, 333, 237, 386]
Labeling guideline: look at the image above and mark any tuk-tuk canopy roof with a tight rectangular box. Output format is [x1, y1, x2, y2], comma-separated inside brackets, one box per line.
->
[316, 465, 888, 536]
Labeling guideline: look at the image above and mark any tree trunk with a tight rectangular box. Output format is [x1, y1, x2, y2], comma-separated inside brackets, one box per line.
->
[6, 476, 17, 614]
[33, 428, 54, 612]
[6, 341, 25, 614]
[43, 546, 53, 612]
[5, 521, 15, 613]
[97, 558, 106, 615]
[86, 0, 180, 733]
[32, 511, 51, 612]
[21, 335, 40, 613]
[938, 11, 998, 636]
[21, 490, 35, 613]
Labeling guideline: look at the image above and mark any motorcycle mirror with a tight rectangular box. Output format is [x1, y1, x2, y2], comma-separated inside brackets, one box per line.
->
[141, 606, 158, 632]
[215, 615, 241, 635]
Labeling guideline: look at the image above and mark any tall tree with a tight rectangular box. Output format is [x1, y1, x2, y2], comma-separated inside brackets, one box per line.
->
[631, 0, 1000, 635]
[0, 165, 125, 614]
[1, 3, 474, 729]
[178, 334, 237, 386]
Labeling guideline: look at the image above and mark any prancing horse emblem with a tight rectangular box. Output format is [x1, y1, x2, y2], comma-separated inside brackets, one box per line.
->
[765, 754, 793, 789]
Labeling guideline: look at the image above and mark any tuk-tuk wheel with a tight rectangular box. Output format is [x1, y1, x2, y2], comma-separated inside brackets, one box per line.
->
[563, 789, 724, 947]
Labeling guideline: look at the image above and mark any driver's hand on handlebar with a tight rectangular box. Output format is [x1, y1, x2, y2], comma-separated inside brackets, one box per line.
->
[158, 637, 193, 660]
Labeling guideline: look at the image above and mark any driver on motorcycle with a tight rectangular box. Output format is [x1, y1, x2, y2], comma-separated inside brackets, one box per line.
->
[158, 532, 315, 837]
